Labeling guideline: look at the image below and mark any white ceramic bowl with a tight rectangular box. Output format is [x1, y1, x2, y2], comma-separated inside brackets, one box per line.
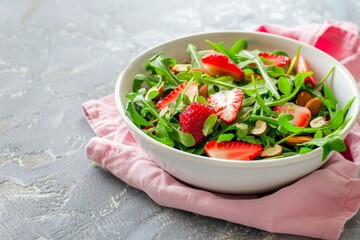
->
[115, 31, 360, 194]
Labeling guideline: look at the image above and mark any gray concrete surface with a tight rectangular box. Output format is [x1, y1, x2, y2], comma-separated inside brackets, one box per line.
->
[1, 0, 359, 239]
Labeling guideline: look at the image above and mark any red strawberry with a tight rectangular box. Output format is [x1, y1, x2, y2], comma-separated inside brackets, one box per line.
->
[202, 52, 244, 81]
[296, 55, 317, 87]
[258, 52, 291, 67]
[156, 81, 198, 110]
[207, 88, 244, 123]
[179, 103, 216, 146]
[273, 102, 311, 127]
[204, 140, 263, 160]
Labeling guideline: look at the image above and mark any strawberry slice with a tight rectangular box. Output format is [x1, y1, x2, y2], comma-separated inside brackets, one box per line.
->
[296, 55, 317, 87]
[273, 102, 311, 127]
[202, 52, 244, 81]
[258, 52, 291, 67]
[156, 81, 198, 110]
[207, 88, 244, 123]
[179, 102, 216, 146]
[204, 140, 263, 160]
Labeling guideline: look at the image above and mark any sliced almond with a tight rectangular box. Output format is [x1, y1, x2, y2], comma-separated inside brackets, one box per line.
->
[189, 67, 209, 74]
[251, 120, 267, 136]
[284, 136, 313, 146]
[145, 83, 164, 101]
[295, 90, 313, 107]
[171, 64, 192, 73]
[261, 144, 283, 158]
[310, 116, 327, 128]
[199, 84, 209, 99]
[305, 97, 323, 116]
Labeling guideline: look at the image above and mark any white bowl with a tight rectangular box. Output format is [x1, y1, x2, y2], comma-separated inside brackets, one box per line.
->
[115, 31, 360, 194]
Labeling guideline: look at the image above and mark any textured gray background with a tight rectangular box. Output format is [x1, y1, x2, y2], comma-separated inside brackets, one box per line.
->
[1, 0, 359, 239]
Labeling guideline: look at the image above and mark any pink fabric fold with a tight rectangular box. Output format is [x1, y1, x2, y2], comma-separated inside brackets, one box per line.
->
[83, 21, 360, 240]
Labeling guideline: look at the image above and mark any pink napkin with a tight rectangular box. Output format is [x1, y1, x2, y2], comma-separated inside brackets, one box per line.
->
[83, 21, 360, 240]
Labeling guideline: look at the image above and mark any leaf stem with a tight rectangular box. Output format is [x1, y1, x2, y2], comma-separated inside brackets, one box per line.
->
[315, 66, 335, 88]
[286, 45, 302, 75]
[242, 50, 280, 99]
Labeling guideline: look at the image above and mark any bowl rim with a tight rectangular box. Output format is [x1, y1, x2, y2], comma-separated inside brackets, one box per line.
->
[115, 30, 360, 168]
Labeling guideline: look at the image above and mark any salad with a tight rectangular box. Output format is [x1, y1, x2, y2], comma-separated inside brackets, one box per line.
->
[125, 39, 354, 161]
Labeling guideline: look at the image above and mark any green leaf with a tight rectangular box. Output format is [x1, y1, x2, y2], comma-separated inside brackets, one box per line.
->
[218, 133, 235, 142]
[196, 95, 208, 104]
[169, 128, 195, 147]
[187, 44, 204, 69]
[267, 66, 285, 78]
[128, 102, 153, 127]
[326, 109, 344, 130]
[299, 147, 312, 154]
[249, 115, 279, 127]
[177, 71, 202, 81]
[298, 136, 346, 161]
[253, 78, 273, 116]
[271, 50, 289, 56]
[323, 84, 338, 111]
[133, 74, 145, 92]
[203, 114, 218, 136]
[241, 50, 280, 99]
[278, 76, 292, 96]
[286, 45, 302, 75]
[229, 39, 247, 54]
[146, 52, 179, 86]
[314, 130, 323, 139]
[235, 123, 249, 139]
[206, 40, 239, 63]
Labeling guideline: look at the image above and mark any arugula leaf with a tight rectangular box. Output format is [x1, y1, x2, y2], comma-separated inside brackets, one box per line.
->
[168, 127, 195, 147]
[235, 123, 249, 139]
[218, 133, 235, 142]
[126, 101, 153, 127]
[146, 52, 179, 86]
[286, 45, 302, 75]
[241, 50, 280, 99]
[267, 72, 310, 107]
[177, 71, 202, 81]
[299, 137, 346, 161]
[229, 39, 247, 54]
[203, 114, 218, 136]
[267, 66, 285, 78]
[205, 40, 239, 63]
[252, 78, 273, 116]
[187, 44, 204, 69]
[323, 83, 338, 112]
[278, 76, 292, 96]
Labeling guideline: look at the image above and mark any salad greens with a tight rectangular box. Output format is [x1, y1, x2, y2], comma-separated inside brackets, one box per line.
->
[125, 39, 354, 161]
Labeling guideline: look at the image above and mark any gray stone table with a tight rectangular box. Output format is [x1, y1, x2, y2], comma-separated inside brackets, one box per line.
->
[1, 0, 359, 239]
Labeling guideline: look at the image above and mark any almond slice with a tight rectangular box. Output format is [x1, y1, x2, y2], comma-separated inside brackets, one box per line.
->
[145, 83, 164, 101]
[310, 116, 327, 128]
[284, 136, 313, 146]
[251, 120, 267, 136]
[189, 67, 209, 74]
[171, 64, 192, 73]
[261, 144, 283, 158]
